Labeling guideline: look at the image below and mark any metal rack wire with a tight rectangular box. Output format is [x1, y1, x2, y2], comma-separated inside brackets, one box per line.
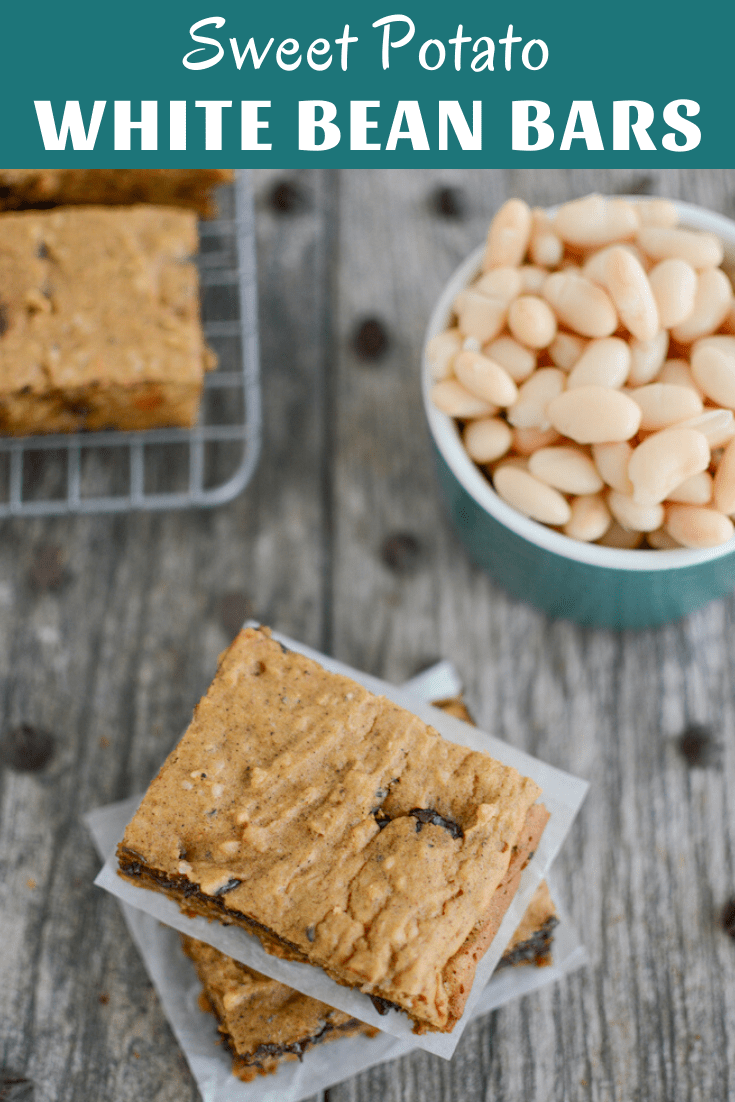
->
[0, 170, 261, 517]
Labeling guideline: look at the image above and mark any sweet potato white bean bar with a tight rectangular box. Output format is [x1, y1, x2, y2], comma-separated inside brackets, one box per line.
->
[0, 205, 214, 435]
[428, 193, 735, 549]
[181, 881, 557, 1082]
[117, 626, 548, 1034]
[180, 694, 556, 1083]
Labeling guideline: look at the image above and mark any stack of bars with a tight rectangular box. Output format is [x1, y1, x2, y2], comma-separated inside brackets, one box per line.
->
[115, 626, 560, 1082]
[0, 169, 232, 436]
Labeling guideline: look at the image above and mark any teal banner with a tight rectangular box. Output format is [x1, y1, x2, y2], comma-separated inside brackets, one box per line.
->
[3, 1, 731, 166]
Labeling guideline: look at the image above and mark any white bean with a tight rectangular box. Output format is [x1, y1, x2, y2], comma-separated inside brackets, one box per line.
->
[549, 332, 587, 371]
[647, 528, 683, 550]
[596, 521, 644, 548]
[474, 267, 524, 305]
[648, 258, 697, 329]
[454, 350, 518, 407]
[627, 427, 710, 505]
[547, 386, 642, 443]
[529, 209, 564, 267]
[530, 231, 563, 269]
[608, 490, 665, 532]
[463, 417, 513, 463]
[677, 409, 735, 448]
[583, 243, 648, 286]
[627, 331, 669, 386]
[563, 493, 612, 542]
[426, 328, 462, 381]
[567, 337, 631, 389]
[529, 446, 604, 494]
[483, 336, 537, 382]
[507, 368, 566, 430]
[437, 191, 735, 550]
[628, 383, 703, 430]
[638, 226, 724, 269]
[671, 267, 733, 344]
[713, 437, 735, 515]
[507, 295, 558, 349]
[493, 465, 571, 525]
[690, 343, 735, 409]
[554, 194, 639, 248]
[512, 426, 562, 455]
[592, 442, 634, 494]
[494, 456, 530, 472]
[454, 290, 507, 344]
[431, 379, 496, 419]
[483, 198, 533, 270]
[664, 504, 734, 548]
[694, 334, 735, 358]
[637, 199, 679, 228]
[605, 247, 659, 341]
[542, 272, 618, 338]
[656, 359, 703, 395]
[666, 471, 713, 505]
[518, 265, 549, 293]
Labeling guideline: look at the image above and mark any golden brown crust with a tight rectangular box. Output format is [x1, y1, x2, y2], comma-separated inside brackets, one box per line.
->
[181, 873, 557, 1079]
[118, 627, 547, 1032]
[0, 169, 233, 219]
[504, 880, 556, 952]
[431, 699, 556, 976]
[432, 695, 473, 723]
[0, 205, 212, 434]
[181, 935, 377, 1080]
[441, 802, 549, 1031]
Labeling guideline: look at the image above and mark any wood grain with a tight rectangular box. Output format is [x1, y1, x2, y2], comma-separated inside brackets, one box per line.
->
[2, 169, 735, 1102]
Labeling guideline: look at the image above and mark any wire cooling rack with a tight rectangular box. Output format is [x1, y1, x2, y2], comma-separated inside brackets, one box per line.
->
[0, 170, 261, 517]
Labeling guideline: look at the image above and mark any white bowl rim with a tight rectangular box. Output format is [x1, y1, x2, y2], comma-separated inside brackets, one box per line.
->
[422, 197, 735, 574]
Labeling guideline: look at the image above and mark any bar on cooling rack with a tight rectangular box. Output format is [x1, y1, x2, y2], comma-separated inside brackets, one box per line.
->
[0, 205, 215, 435]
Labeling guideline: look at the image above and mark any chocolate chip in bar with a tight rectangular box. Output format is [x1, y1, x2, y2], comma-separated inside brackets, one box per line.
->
[213, 878, 242, 897]
[410, 807, 464, 840]
[369, 995, 401, 1016]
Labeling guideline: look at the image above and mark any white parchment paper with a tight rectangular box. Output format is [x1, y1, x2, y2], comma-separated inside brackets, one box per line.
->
[91, 632, 588, 1059]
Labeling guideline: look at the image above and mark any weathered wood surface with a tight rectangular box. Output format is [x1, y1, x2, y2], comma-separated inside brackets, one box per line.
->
[2, 168, 735, 1102]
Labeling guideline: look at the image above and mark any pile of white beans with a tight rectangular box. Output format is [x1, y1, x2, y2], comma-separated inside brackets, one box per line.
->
[428, 194, 735, 549]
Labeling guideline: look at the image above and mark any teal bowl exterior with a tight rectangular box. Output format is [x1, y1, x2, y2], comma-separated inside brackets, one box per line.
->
[433, 444, 735, 629]
[424, 199, 735, 630]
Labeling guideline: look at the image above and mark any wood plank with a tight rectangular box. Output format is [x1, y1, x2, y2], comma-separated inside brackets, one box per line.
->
[1, 168, 735, 1102]
[328, 169, 735, 1102]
